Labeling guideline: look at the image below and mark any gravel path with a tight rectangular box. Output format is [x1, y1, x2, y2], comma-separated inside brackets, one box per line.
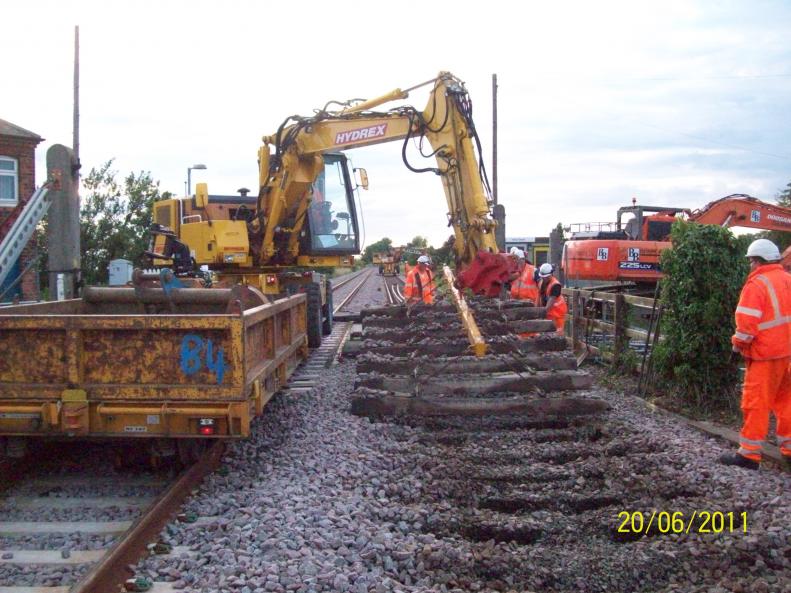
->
[134, 360, 791, 593]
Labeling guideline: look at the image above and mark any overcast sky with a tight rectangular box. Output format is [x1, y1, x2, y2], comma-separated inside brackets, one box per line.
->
[5, 0, 791, 248]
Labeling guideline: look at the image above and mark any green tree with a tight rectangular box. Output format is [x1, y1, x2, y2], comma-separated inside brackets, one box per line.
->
[428, 235, 455, 269]
[407, 235, 429, 249]
[403, 236, 430, 265]
[79, 161, 166, 285]
[362, 237, 393, 264]
[35, 160, 166, 290]
[553, 222, 566, 241]
[652, 220, 750, 414]
[763, 181, 791, 252]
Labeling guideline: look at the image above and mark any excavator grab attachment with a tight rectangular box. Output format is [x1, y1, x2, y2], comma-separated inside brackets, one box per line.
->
[455, 251, 515, 297]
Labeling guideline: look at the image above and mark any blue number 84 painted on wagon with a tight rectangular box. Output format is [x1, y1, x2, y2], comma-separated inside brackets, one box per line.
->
[180, 334, 227, 384]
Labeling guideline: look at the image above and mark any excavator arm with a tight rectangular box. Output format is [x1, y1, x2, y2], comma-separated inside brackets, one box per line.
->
[689, 194, 791, 232]
[250, 72, 507, 294]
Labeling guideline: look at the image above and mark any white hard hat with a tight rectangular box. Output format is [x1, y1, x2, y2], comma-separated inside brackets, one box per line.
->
[746, 239, 781, 262]
[538, 263, 554, 277]
[417, 255, 431, 264]
[509, 247, 525, 259]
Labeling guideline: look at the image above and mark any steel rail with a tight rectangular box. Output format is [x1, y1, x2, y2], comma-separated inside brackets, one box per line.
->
[385, 277, 404, 305]
[70, 441, 224, 593]
[331, 268, 370, 292]
[333, 268, 376, 315]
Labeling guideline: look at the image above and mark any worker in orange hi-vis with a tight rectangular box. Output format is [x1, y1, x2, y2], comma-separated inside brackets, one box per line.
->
[508, 247, 539, 304]
[537, 263, 568, 334]
[721, 238, 791, 471]
[404, 255, 435, 305]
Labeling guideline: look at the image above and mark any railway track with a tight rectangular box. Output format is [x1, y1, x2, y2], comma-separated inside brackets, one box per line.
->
[331, 267, 397, 319]
[0, 444, 211, 593]
[0, 320, 352, 593]
[342, 296, 791, 592]
[3, 277, 789, 593]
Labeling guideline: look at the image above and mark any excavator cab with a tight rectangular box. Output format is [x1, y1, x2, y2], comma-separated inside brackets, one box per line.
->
[300, 153, 360, 256]
[616, 205, 688, 241]
[642, 215, 676, 241]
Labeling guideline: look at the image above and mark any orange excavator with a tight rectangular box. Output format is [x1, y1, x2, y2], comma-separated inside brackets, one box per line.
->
[562, 194, 791, 286]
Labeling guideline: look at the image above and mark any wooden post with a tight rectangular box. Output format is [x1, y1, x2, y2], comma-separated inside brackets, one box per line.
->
[613, 293, 627, 365]
[570, 289, 580, 349]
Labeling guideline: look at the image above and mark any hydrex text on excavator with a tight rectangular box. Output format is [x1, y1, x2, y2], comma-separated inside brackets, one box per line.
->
[149, 72, 511, 347]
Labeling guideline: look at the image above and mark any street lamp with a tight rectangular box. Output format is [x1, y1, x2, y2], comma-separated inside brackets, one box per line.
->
[186, 163, 207, 196]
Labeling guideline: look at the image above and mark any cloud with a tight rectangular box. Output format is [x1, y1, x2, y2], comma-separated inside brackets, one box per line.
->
[3, 0, 791, 252]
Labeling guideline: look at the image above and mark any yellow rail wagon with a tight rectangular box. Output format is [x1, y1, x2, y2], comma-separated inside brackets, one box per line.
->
[0, 281, 307, 460]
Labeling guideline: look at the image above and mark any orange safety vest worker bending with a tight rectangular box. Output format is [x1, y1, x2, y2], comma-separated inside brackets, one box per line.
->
[404, 255, 435, 305]
[538, 263, 567, 334]
[508, 247, 539, 303]
[721, 239, 791, 470]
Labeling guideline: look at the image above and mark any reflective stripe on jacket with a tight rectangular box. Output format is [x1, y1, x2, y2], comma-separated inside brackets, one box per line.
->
[511, 264, 539, 302]
[404, 267, 435, 304]
[732, 263, 791, 360]
[541, 276, 568, 319]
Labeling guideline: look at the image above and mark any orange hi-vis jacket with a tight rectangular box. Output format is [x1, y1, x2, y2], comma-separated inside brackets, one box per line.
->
[732, 263, 791, 360]
[511, 263, 539, 302]
[404, 267, 435, 304]
[541, 276, 568, 332]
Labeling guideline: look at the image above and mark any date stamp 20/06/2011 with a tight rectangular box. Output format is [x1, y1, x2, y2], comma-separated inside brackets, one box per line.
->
[616, 511, 748, 535]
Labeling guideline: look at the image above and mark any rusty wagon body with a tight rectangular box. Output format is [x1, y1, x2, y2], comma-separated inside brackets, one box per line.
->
[0, 286, 307, 445]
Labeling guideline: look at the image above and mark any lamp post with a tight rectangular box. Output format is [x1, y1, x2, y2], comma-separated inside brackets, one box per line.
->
[186, 163, 207, 195]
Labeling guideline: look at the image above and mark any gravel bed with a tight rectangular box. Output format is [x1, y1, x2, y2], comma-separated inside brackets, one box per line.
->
[0, 506, 141, 522]
[0, 563, 91, 587]
[0, 533, 114, 551]
[132, 358, 791, 592]
[8, 483, 164, 498]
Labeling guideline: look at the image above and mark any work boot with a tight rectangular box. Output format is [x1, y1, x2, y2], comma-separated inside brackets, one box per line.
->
[718, 452, 759, 471]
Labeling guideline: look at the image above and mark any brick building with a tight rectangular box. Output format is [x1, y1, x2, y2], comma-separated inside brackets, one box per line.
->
[0, 118, 44, 301]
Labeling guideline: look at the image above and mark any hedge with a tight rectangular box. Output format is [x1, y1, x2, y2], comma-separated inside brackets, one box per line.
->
[652, 220, 751, 413]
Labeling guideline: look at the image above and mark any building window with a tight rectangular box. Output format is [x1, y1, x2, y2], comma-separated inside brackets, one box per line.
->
[0, 157, 18, 205]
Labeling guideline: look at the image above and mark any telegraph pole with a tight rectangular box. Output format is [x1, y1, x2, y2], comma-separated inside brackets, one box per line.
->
[492, 73, 498, 205]
[491, 74, 506, 251]
[73, 25, 80, 168]
[47, 26, 81, 300]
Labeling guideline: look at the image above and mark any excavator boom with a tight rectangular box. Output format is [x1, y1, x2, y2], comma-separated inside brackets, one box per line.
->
[690, 194, 791, 231]
[251, 72, 507, 294]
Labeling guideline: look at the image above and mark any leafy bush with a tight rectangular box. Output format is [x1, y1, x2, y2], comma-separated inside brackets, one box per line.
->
[652, 220, 751, 413]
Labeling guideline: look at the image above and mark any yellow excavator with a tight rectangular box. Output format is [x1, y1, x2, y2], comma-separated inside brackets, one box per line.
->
[149, 72, 510, 346]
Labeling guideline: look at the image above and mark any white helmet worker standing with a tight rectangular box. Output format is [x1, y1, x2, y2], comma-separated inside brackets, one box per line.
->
[745, 238, 781, 262]
[722, 237, 791, 470]
[405, 255, 435, 305]
[509, 247, 538, 308]
[538, 263, 554, 277]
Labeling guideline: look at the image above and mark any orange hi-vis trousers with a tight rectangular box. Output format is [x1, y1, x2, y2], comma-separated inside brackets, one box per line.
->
[738, 356, 791, 462]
